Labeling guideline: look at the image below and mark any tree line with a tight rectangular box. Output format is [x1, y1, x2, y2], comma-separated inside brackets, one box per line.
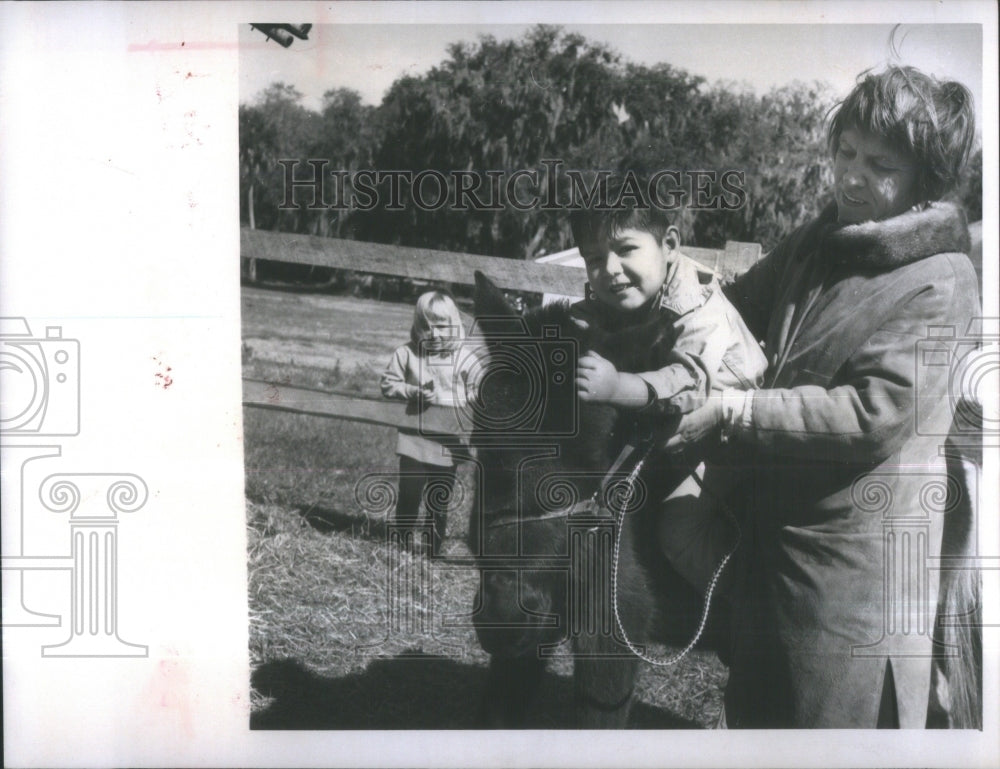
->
[239, 25, 982, 260]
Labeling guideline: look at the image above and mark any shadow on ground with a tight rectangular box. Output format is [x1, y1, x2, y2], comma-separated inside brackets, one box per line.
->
[251, 653, 702, 729]
[295, 503, 389, 540]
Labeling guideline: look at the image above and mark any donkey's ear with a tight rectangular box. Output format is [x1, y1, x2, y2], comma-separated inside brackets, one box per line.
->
[473, 271, 518, 318]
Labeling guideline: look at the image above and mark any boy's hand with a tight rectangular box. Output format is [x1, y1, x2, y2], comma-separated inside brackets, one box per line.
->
[576, 351, 620, 403]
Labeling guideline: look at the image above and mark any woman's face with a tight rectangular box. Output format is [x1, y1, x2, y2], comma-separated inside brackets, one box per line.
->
[833, 127, 920, 224]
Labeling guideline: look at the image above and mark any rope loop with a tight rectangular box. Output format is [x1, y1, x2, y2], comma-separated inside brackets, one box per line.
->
[609, 446, 740, 667]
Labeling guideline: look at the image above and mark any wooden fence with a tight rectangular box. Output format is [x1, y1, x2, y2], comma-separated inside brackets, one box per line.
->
[241, 227, 763, 432]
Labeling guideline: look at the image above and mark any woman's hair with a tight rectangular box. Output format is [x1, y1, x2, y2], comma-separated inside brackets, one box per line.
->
[827, 65, 977, 201]
[410, 290, 465, 352]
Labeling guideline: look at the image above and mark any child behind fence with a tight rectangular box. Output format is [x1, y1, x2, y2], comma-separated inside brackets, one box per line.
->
[381, 290, 473, 555]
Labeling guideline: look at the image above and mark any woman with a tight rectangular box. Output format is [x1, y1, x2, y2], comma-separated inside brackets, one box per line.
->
[665, 65, 979, 728]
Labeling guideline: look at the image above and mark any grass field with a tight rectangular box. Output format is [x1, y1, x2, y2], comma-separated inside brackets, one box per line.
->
[243, 284, 727, 729]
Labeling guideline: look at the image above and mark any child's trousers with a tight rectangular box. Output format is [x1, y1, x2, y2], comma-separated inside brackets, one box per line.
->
[655, 461, 739, 594]
[395, 455, 456, 554]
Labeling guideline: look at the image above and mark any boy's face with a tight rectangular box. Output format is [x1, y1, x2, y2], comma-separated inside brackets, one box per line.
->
[578, 227, 675, 313]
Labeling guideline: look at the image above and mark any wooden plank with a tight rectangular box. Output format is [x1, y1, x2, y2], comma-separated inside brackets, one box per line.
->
[241, 228, 584, 296]
[241, 228, 763, 294]
[723, 240, 764, 279]
[243, 378, 469, 435]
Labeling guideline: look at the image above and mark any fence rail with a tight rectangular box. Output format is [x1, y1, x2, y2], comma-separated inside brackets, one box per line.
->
[243, 378, 467, 433]
[242, 229, 764, 428]
[241, 227, 763, 293]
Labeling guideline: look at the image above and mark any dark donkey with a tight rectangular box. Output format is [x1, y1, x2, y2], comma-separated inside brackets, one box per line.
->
[466, 272, 732, 728]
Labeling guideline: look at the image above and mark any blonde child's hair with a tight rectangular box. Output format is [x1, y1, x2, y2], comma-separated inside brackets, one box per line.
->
[410, 290, 465, 352]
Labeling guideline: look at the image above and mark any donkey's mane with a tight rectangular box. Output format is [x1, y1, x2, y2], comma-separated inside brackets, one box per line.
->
[519, 299, 586, 344]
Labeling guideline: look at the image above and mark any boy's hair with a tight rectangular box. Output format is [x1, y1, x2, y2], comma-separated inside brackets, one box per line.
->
[827, 65, 976, 202]
[569, 173, 674, 246]
[410, 290, 465, 350]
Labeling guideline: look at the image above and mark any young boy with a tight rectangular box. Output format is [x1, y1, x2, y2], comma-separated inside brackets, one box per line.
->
[569, 178, 766, 592]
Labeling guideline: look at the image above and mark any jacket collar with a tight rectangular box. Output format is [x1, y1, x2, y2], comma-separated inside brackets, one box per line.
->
[659, 252, 714, 317]
[811, 200, 971, 270]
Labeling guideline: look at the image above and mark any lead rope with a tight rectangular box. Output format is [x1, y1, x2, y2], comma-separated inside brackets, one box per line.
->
[609, 447, 741, 667]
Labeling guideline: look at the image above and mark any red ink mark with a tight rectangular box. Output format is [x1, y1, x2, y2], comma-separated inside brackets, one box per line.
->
[153, 356, 174, 389]
[138, 651, 194, 736]
[180, 111, 204, 148]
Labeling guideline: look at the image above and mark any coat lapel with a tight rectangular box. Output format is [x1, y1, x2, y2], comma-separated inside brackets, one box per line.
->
[767, 249, 833, 386]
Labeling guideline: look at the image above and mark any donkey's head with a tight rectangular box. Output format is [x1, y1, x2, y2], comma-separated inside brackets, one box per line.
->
[468, 272, 633, 656]
[468, 272, 620, 524]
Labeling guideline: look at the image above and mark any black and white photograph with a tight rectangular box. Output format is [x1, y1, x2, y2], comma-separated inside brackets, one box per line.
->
[240, 18, 989, 730]
[2, 2, 999, 767]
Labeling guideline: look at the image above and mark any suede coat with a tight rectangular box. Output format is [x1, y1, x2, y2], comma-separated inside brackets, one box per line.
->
[723, 201, 978, 728]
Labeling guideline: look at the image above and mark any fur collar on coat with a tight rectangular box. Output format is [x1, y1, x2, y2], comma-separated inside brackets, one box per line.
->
[804, 200, 971, 270]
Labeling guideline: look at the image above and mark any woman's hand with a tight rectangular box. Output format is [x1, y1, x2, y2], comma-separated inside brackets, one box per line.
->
[662, 392, 725, 453]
